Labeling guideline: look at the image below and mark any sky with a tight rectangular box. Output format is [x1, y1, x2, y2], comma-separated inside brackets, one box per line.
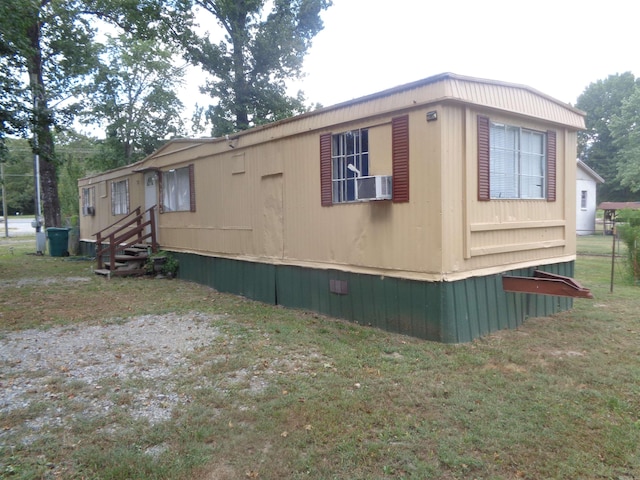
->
[283, 0, 639, 108]
[176, 0, 640, 129]
[85, 0, 640, 137]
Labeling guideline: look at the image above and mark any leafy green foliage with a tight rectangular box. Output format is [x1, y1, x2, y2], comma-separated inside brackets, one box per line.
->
[610, 87, 640, 193]
[84, 34, 186, 169]
[183, 0, 332, 136]
[55, 131, 98, 218]
[0, 138, 35, 215]
[0, 0, 191, 226]
[616, 209, 640, 281]
[1, 0, 103, 227]
[576, 72, 639, 202]
[0, 43, 29, 159]
[144, 250, 179, 277]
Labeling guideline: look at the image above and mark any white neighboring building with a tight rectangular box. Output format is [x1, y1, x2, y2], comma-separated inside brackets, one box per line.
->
[576, 160, 605, 235]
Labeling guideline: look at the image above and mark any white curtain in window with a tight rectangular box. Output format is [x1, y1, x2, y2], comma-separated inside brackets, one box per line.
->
[111, 180, 129, 215]
[163, 167, 191, 212]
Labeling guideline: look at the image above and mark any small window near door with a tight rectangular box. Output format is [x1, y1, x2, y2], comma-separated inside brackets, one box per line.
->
[581, 190, 588, 210]
[161, 165, 196, 212]
[82, 186, 95, 216]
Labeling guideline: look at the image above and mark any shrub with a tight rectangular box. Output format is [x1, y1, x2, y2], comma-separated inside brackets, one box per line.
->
[616, 209, 640, 282]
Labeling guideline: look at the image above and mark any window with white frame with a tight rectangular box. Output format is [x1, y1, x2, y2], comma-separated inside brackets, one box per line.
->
[111, 180, 129, 215]
[331, 128, 369, 203]
[82, 186, 95, 216]
[162, 166, 193, 212]
[490, 122, 546, 199]
[581, 190, 588, 210]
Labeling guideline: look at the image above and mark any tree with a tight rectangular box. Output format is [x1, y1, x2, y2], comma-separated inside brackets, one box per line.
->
[84, 34, 186, 170]
[0, 138, 35, 215]
[609, 85, 640, 194]
[183, 0, 332, 136]
[55, 131, 98, 218]
[0, 0, 191, 227]
[616, 209, 640, 282]
[0, 0, 104, 227]
[576, 72, 639, 201]
[0, 15, 30, 166]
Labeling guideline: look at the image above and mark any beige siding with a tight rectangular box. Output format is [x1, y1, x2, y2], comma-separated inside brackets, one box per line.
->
[79, 170, 144, 240]
[79, 73, 583, 282]
[445, 108, 577, 279]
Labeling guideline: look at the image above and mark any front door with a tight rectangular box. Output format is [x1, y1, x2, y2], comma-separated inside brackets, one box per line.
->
[144, 171, 158, 240]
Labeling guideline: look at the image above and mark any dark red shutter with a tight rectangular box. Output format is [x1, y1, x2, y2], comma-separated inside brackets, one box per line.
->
[546, 130, 556, 202]
[477, 115, 490, 201]
[158, 171, 164, 213]
[189, 164, 196, 212]
[392, 115, 409, 203]
[320, 133, 332, 206]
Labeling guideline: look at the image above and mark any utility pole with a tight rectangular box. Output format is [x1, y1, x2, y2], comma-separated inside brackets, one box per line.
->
[32, 73, 45, 254]
[1, 162, 8, 238]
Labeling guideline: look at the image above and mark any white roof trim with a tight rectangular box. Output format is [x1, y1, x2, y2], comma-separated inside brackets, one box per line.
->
[577, 159, 605, 184]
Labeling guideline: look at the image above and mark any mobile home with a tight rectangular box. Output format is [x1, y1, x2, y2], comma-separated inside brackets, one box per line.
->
[79, 73, 589, 342]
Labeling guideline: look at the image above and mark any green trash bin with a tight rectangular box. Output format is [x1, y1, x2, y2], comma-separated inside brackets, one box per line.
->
[47, 227, 70, 257]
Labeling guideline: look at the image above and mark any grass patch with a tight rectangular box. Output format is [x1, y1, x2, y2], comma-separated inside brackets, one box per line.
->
[1, 235, 640, 479]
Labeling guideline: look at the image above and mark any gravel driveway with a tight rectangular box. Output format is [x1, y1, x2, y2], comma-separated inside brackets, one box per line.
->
[0, 312, 222, 447]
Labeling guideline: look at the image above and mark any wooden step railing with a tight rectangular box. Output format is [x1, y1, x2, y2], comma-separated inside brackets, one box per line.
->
[94, 206, 158, 271]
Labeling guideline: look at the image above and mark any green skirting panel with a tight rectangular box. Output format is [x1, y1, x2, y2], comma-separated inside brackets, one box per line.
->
[174, 253, 276, 305]
[174, 253, 575, 343]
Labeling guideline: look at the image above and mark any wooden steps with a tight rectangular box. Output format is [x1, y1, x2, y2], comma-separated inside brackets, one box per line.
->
[94, 206, 158, 278]
[95, 243, 151, 278]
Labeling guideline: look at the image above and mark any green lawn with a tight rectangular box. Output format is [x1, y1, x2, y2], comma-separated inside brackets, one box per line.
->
[1, 236, 639, 480]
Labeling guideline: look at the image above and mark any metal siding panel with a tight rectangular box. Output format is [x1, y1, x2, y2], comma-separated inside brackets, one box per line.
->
[384, 277, 400, 333]
[370, 276, 388, 331]
[308, 268, 322, 312]
[348, 274, 365, 325]
[337, 270, 354, 321]
[425, 282, 444, 341]
[326, 271, 340, 318]
[441, 284, 461, 343]
[472, 277, 491, 337]
[485, 275, 501, 333]
[356, 274, 377, 327]
[408, 280, 428, 340]
[395, 279, 414, 336]
[506, 289, 525, 329]
[242, 261, 255, 300]
[452, 281, 472, 343]
[313, 269, 330, 314]
[252, 263, 275, 304]
[277, 266, 300, 309]
[171, 253, 577, 344]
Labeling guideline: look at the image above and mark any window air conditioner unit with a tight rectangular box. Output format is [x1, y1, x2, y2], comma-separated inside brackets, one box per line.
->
[355, 175, 392, 200]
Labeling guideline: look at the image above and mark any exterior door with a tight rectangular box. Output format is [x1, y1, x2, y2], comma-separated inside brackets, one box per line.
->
[144, 171, 158, 239]
[260, 173, 284, 258]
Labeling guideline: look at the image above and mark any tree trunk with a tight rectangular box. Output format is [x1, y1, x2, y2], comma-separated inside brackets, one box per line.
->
[27, 17, 62, 228]
[38, 127, 61, 227]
